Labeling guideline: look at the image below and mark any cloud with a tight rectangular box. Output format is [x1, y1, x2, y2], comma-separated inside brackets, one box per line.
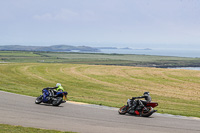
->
[33, 8, 95, 21]
[33, 9, 79, 21]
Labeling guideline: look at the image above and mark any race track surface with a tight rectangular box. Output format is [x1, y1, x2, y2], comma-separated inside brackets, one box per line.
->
[0, 91, 200, 133]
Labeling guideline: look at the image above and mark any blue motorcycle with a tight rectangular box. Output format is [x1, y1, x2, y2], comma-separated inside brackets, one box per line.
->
[35, 88, 68, 106]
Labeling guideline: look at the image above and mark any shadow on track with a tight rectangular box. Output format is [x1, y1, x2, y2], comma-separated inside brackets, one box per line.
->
[36, 103, 64, 107]
[122, 113, 155, 119]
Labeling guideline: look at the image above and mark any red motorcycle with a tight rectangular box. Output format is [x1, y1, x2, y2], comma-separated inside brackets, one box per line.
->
[118, 99, 158, 117]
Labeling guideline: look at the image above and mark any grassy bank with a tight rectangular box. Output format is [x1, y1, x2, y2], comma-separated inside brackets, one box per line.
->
[0, 124, 75, 133]
[0, 63, 199, 117]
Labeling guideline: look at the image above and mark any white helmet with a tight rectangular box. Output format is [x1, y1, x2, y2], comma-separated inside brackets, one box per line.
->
[56, 83, 61, 87]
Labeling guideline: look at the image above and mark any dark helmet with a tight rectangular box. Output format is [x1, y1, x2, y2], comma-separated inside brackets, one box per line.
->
[143, 92, 150, 96]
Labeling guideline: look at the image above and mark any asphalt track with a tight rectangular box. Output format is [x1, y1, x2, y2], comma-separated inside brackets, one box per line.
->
[0, 91, 200, 133]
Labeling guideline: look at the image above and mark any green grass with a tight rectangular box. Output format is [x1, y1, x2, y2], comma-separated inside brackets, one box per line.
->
[0, 124, 75, 133]
[40, 52, 194, 61]
[0, 51, 40, 57]
[1, 51, 200, 67]
[0, 63, 199, 118]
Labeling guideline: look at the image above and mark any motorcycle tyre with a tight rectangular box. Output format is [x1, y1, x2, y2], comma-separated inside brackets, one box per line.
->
[52, 97, 63, 106]
[141, 106, 155, 117]
[35, 95, 43, 104]
[118, 105, 128, 115]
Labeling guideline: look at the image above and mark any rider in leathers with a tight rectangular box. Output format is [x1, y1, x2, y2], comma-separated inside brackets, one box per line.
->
[43, 83, 67, 100]
[128, 92, 151, 113]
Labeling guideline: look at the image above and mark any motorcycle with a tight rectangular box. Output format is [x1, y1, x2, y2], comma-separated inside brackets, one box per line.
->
[118, 99, 158, 117]
[35, 88, 68, 106]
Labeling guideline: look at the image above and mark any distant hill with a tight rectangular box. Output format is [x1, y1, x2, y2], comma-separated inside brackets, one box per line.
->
[0, 45, 100, 52]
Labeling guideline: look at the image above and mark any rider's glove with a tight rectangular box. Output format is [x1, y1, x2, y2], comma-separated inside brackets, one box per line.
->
[132, 97, 136, 100]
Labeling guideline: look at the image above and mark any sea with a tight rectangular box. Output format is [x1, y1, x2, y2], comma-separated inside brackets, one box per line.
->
[98, 48, 200, 58]
[97, 48, 200, 70]
[168, 67, 200, 70]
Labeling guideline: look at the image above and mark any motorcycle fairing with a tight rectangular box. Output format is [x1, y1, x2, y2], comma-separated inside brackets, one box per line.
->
[42, 89, 49, 103]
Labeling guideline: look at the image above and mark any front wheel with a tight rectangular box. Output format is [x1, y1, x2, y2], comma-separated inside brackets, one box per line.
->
[35, 95, 43, 104]
[118, 105, 129, 115]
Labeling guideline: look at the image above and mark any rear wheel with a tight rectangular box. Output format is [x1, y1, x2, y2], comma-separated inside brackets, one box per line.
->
[52, 97, 62, 106]
[141, 106, 154, 117]
[35, 95, 43, 104]
[118, 105, 129, 115]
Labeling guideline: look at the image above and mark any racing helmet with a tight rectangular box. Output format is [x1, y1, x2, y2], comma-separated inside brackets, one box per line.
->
[56, 83, 61, 87]
[143, 92, 150, 96]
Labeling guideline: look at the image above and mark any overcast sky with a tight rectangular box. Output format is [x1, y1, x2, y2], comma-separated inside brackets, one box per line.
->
[0, 0, 200, 48]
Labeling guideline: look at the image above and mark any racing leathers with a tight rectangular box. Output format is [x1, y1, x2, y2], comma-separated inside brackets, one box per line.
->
[42, 85, 66, 101]
[129, 95, 152, 113]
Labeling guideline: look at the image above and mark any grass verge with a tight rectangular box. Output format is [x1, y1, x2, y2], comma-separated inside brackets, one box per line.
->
[0, 124, 75, 133]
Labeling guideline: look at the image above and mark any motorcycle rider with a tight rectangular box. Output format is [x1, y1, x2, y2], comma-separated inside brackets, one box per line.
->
[128, 92, 151, 113]
[43, 83, 67, 101]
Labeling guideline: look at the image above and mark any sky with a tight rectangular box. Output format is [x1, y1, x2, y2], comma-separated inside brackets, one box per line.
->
[0, 0, 200, 48]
